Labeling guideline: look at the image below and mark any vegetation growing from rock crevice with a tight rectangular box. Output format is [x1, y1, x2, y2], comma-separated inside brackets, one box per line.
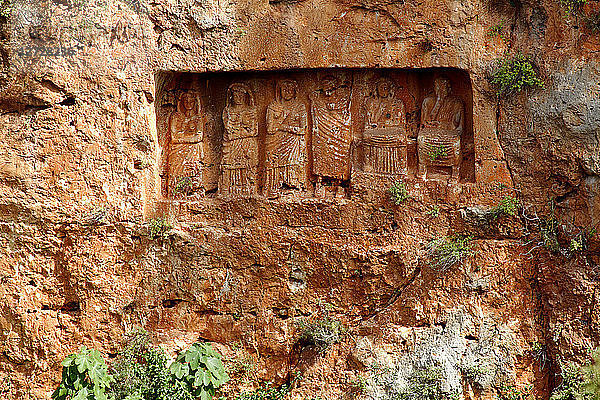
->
[551, 360, 591, 400]
[389, 181, 410, 204]
[0, 0, 10, 19]
[491, 52, 544, 97]
[422, 235, 473, 272]
[397, 366, 459, 400]
[586, 10, 600, 33]
[491, 195, 520, 218]
[149, 218, 172, 239]
[52, 347, 113, 400]
[297, 317, 342, 352]
[234, 382, 291, 400]
[560, 0, 587, 14]
[52, 330, 229, 400]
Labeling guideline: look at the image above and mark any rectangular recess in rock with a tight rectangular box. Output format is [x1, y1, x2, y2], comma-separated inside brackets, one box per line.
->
[155, 68, 474, 199]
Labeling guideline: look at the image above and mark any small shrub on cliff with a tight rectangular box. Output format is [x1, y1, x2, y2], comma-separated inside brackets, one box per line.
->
[0, 0, 10, 18]
[170, 342, 229, 399]
[52, 347, 113, 400]
[561, 0, 587, 14]
[396, 366, 457, 400]
[488, 22, 508, 42]
[583, 349, 600, 400]
[500, 384, 533, 400]
[422, 235, 473, 272]
[389, 181, 410, 204]
[109, 329, 192, 400]
[174, 177, 194, 196]
[586, 11, 600, 33]
[491, 53, 544, 97]
[235, 382, 291, 400]
[541, 216, 561, 252]
[149, 218, 172, 239]
[491, 195, 520, 218]
[551, 360, 592, 400]
[54, 332, 227, 400]
[297, 317, 342, 352]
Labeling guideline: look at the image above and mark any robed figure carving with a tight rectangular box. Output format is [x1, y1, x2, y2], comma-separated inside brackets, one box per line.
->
[417, 77, 464, 180]
[310, 75, 352, 197]
[361, 77, 407, 176]
[167, 91, 206, 198]
[265, 79, 308, 196]
[220, 83, 259, 196]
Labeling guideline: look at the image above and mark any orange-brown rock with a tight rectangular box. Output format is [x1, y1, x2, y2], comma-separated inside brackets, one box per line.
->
[0, 0, 599, 399]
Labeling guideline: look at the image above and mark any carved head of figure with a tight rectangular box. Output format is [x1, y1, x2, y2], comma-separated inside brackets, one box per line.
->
[321, 75, 339, 97]
[433, 77, 451, 99]
[375, 78, 394, 99]
[178, 91, 198, 114]
[279, 80, 298, 101]
[227, 83, 254, 107]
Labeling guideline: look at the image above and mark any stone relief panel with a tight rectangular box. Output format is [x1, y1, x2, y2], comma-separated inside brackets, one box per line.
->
[265, 79, 308, 197]
[310, 73, 353, 198]
[155, 68, 474, 200]
[417, 77, 465, 181]
[359, 77, 408, 176]
[166, 91, 206, 198]
[221, 83, 259, 196]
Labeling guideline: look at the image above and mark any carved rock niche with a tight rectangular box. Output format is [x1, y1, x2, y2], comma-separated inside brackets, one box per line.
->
[155, 68, 475, 200]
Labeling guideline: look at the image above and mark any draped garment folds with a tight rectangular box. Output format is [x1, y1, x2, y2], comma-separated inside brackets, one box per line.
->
[311, 90, 352, 180]
[167, 111, 205, 196]
[266, 100, 308, 192]
[221, 105, 259, 195]
[362, 95, 407, 175]
[418, 95, 463, 167]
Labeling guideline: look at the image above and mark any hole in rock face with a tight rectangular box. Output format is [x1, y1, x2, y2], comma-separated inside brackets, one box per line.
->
[154, 67, 475, 200]
[60, 301, 81, 313]
[59, 97, 76, 106]
[162, 299, 184, 308]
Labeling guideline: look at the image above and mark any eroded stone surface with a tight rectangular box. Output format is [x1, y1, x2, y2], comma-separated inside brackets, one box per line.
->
[0, 0, 599, 399]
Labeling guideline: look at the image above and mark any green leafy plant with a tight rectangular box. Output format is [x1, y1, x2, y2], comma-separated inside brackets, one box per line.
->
[234, 382, 291, 400]
[491, 52, 544, 97]
[491, 195, 520, 218]
[427, 205, 440, 218]
[583, 348, 600, 400]
[531, 342, 549, 369]
[389, 181, 410, 204]
[561, 0, 587, 14]
[170, 342, 229, 400]
[428, 144, 448, 162]
[174, 177, 193, 196]
[422, 235, 473, 272]
[488, 22, 508, 42]
[297, 317, 342, 352]
[0, 0, 10, 18]
[551, 360, 592, 400]
[108, 329, 192, 400]
[500, 384, 533, 400]
[52, 347, 113, 400]
[396, 366, 456, 400]
[541, 216, 561, 252]
[54, 332, 228, 400]
[149, 218, 172, 239]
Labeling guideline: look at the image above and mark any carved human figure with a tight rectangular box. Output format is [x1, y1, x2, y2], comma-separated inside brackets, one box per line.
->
[220, 83, 259, 196]
[361, 77, 407, 175]
[310, 75, 352, 197]
[417, 77, 464, 180]
[167, 91, 205, 198]
[265, 79, 308, 196]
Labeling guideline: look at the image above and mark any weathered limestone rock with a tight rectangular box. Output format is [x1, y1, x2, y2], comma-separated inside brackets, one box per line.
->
[0, 0, 599, 399]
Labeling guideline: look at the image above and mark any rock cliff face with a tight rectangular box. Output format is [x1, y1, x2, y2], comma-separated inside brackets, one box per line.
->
[0, 0, 599, 398]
